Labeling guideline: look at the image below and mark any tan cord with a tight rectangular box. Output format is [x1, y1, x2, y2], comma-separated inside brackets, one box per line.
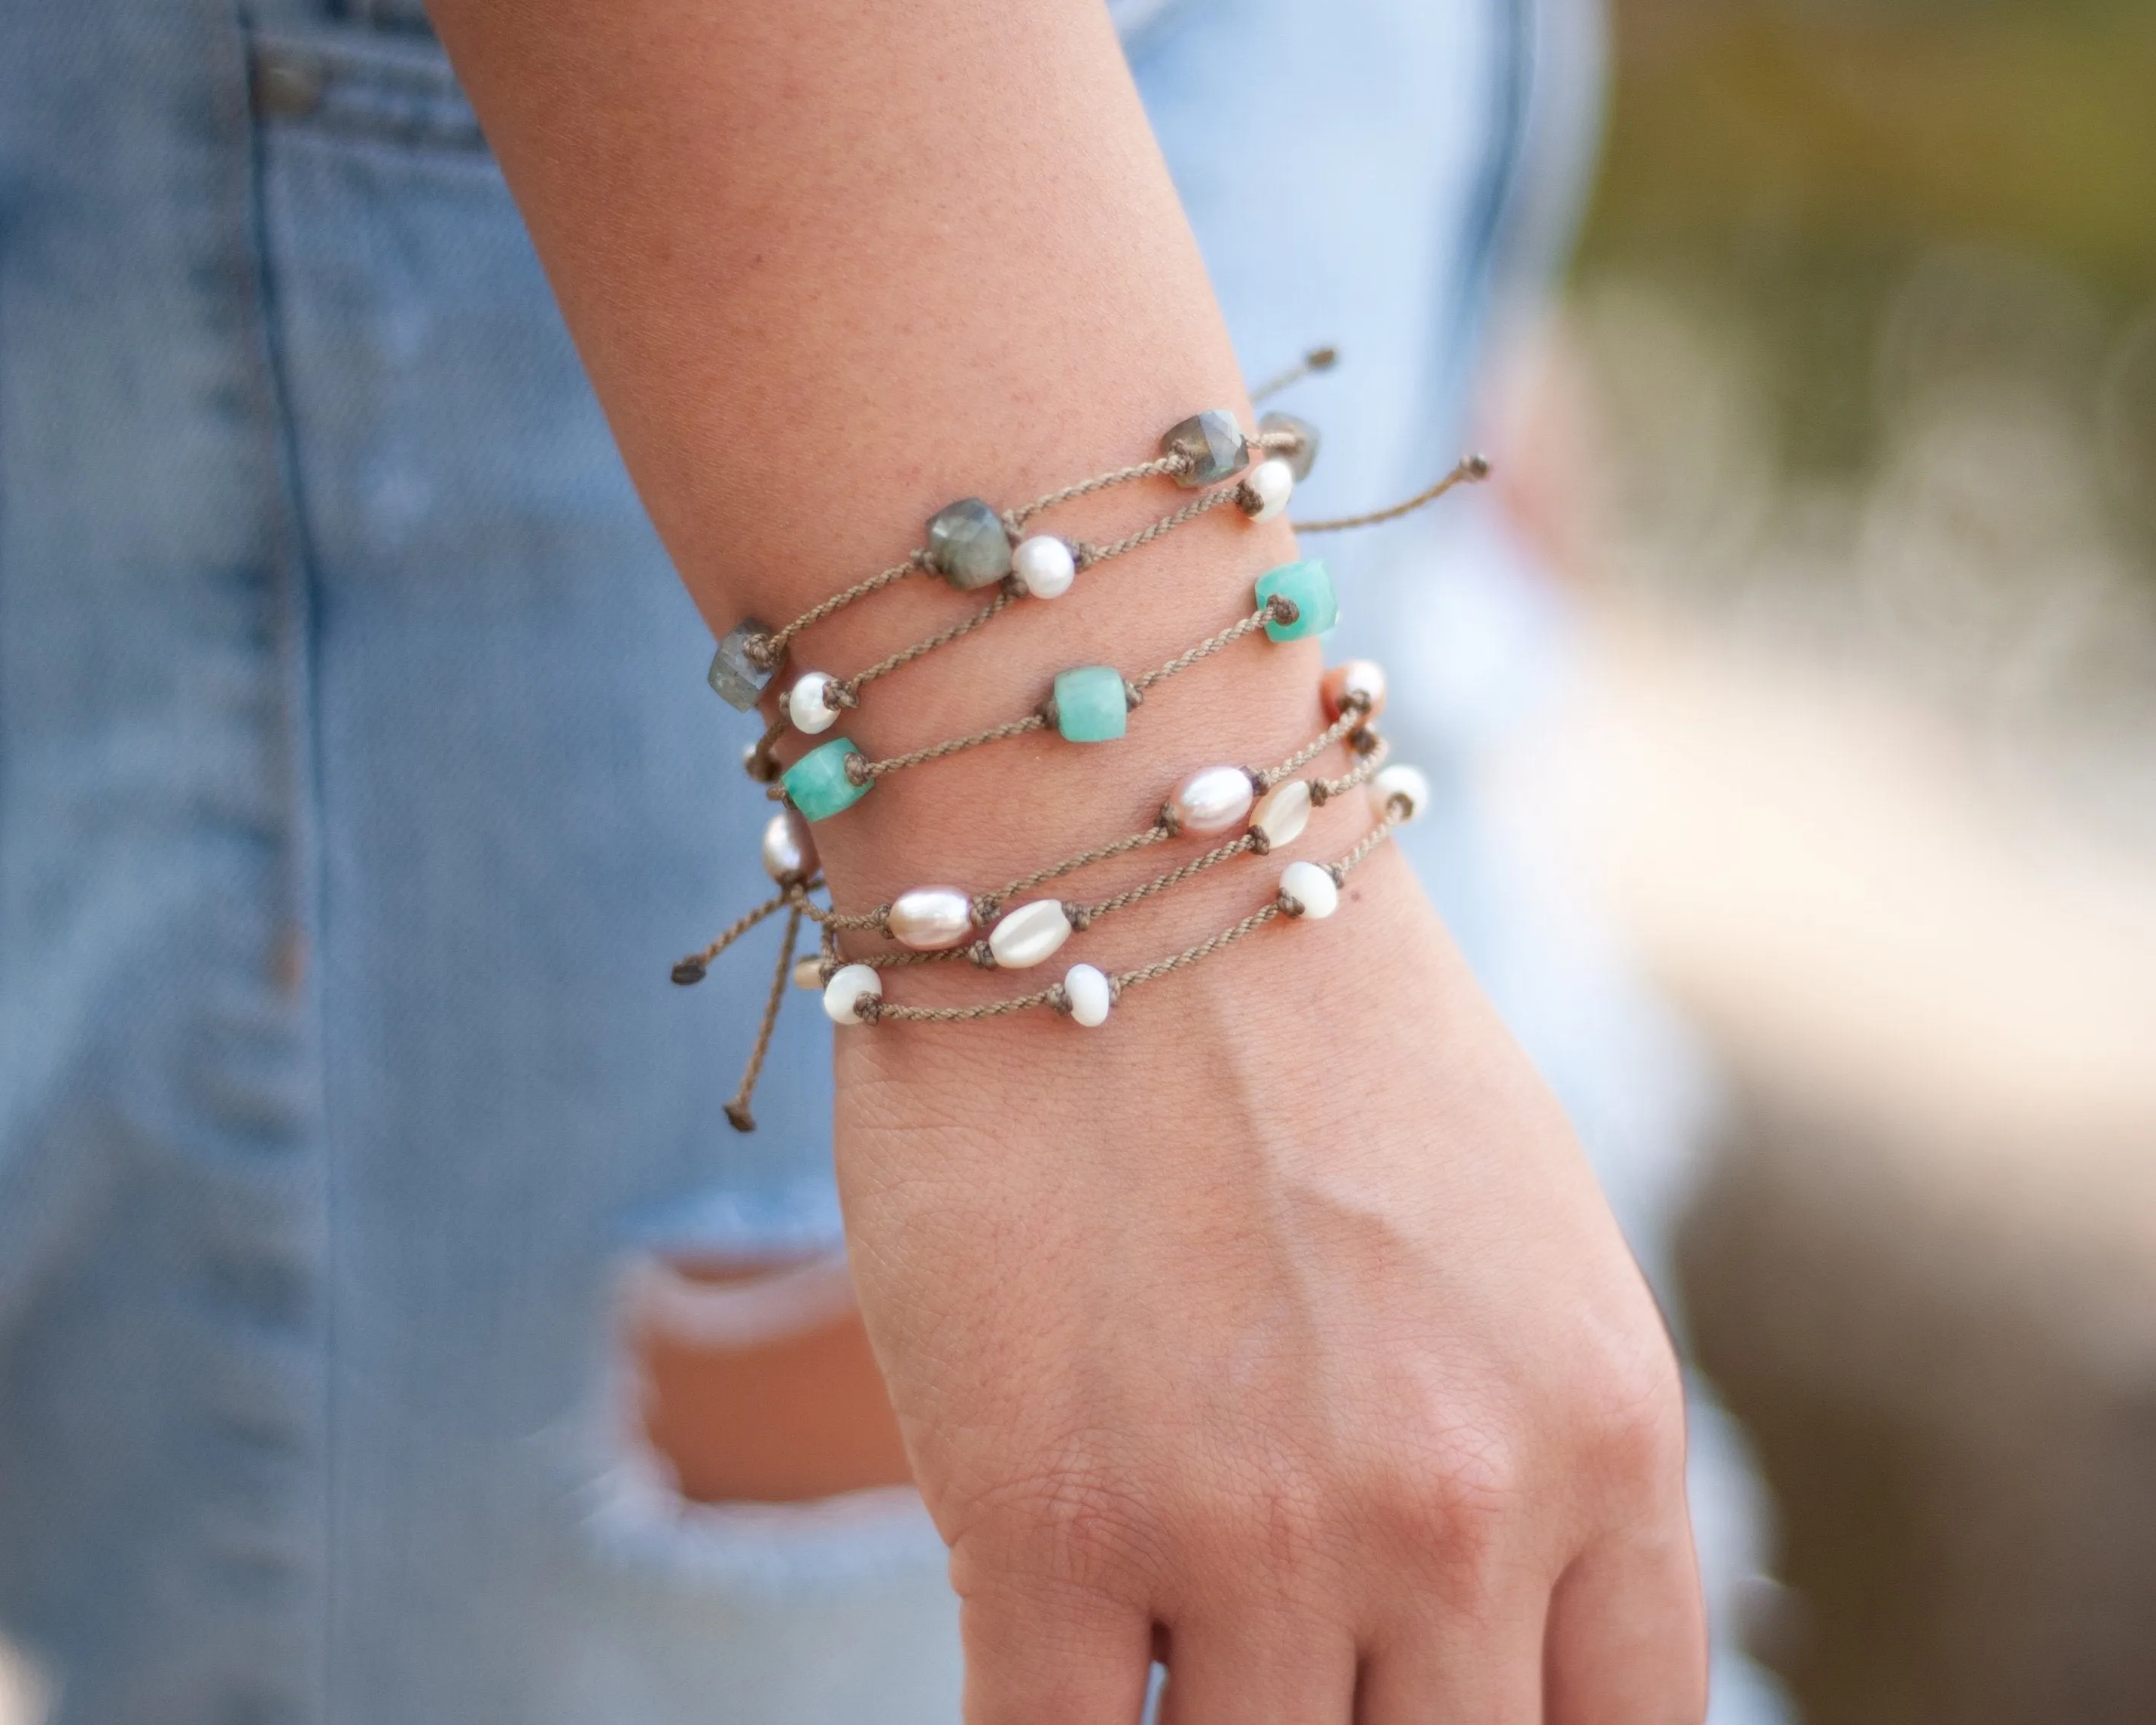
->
[1248, 345, 1341, 406]
[811, 725, 1390, 982]
[859, 808, 1404, 1024]
[670, 887, 804, 985]
[1290, 454, 1491, 534]
[835, 596, 1293, 792]
[722, 901, 802, 1132]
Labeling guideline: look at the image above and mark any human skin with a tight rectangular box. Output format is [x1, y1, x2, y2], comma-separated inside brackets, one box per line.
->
[429, 0, 1708, 1718]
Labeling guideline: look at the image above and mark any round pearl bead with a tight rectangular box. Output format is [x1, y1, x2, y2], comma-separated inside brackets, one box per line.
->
[761, 810, 818, 882]
[787, 671, 840, 735]
[1242, 456, 1294, 522]
[1249, 778, 1311, 848]
[1063, 963, 1112, 1028]
[822, 963, 881, 1025]
[988, 899, 1073, 970]
[1369, 764, 1431, 824]
[1279, 859, 1340, 920]
[1171, 765, 1256, 834]
[1320, 659, 1389, 722]
[887, 887, 975, 952]
[1013, 534, 1077, 599]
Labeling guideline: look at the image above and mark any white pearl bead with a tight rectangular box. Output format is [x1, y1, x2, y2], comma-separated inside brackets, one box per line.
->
[887, 886, 975, 952]
[793, 956, 827, 990]
[1369, 764, 1431, 824]
[761, 810, 817, 882]
[1321, 658, 1389, 722]
[787, 671, 840, 735]
[1279, 859, 1339, 920]
[1249, 778, 1311, 847]
[1171, 765, 1255, 834]
[1063, 963, 1112, 1028]
[821, 963, 881, 1025]
[1013, 534, 1077, 599]
[1242, 456, 1294, 521]
[988, 899, 1073, 970]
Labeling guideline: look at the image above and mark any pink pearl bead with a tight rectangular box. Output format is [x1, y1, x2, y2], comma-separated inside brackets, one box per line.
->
[1320, 659, 1388, 722]
[887, 887, 975, 952]
[1171, 765, 1255, 834]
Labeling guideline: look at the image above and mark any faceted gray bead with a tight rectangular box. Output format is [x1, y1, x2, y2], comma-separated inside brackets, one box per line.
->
[1160, 408, 1249, 487]
[1258, 411, 1321, 483]
[926, 497, 1014, 590]
[707, 617, 778, 711]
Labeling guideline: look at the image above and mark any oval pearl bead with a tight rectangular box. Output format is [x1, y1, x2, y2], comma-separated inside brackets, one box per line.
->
[787, 671, 840, 735]
[887, 887, 975, 952]
[1242, 456, 1294, 522]
[1063, 963, 1112, 1028]
[822, 963, 881, 1025]
[1249, 778, 1311, 847]
[761, 810, 818, 882]
[988, 899, 1073, 970]
[1369, 764, 1431, 824]
[1171, 765, 1255, 834]
[1279, 859, 1340, 920]
[1013, 534, 1077, 599]
[1320, 658, 1389, 722]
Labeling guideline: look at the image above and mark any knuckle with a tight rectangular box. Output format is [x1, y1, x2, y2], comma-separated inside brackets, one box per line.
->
[1371, 1417, 1524, 1580]
[951, 1462, 1164, 1602]
[1573, 1326, 1688, 1495]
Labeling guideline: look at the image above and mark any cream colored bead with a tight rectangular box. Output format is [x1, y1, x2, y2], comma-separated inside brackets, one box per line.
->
[787, 671, 840, 735]
[793, 956, 826, 990]
[988, 899, 1073, 970]
[1242, 456, 1294, 522]
[888, 886, 974, 952]
[1369, 764, 1431, 823]
[821, 963, 881, 1025]
[1279, 859, 1340, 920]
[761, 810, 817, 882]
[1171, 765, 1256, 834]
[1062, 962, 1112, 1028]
[1249, 778, 1311, 847]
[1321, 658, 1389, 722]
[1013, 534, 1077, 599]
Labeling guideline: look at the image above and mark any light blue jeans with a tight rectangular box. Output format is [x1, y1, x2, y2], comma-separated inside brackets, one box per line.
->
[0, 1, 1785, 1720]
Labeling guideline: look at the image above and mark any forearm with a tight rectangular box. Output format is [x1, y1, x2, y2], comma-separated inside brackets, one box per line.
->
[430, 0, 1311, 913]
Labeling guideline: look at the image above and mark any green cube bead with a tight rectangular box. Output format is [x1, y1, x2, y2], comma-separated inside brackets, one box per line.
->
[783, 736, 872, 822]
[1053, 665, 1128, 743]
[1255, 559, 1338, 642]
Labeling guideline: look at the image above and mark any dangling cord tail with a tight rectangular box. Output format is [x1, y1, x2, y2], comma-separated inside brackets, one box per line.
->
[1291, 454, 1491, 534]
[670, 878, 819, 985]
[722, 901, 804, 1134]
[1249, 344, 1340, 404]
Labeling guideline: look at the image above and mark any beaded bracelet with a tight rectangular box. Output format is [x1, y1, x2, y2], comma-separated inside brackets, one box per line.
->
[772, 563, 1338, 821]
[706, 412, 1316, 715]
[830, 792, 1416, 1030]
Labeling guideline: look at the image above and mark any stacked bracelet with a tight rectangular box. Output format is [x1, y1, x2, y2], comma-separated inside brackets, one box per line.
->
[676, 348, 1486, 1130]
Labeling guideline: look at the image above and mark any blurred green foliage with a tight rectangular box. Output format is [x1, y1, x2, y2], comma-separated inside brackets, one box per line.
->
[1577, 0, 2156, 479]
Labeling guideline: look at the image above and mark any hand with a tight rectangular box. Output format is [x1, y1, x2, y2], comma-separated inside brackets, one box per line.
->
[834, 843, 1706, 1723]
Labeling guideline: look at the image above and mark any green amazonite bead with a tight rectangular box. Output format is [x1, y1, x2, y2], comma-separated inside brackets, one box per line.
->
[1255, 559, 1338, 642]
[783, 736, 872, 822]
[1053, 665, 1128, 743]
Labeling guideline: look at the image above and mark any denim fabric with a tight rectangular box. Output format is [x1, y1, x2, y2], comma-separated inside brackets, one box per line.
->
[0, 2, 1781, 1722]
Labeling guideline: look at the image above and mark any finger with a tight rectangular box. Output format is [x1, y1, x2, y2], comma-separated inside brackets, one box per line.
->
[1543, 1528, 1709, 1725]
[960, 1584, 1153, 1725]
[1354, 1606, 1545, 1725]
[1155, 1614, 1357, 1725]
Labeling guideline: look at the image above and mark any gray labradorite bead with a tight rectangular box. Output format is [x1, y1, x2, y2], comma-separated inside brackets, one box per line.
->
[1161, 408, 1249, 487]
[1258, 410, 1321, 482]
[707, 617, 777, 710]
[926, 497, 1014, 590]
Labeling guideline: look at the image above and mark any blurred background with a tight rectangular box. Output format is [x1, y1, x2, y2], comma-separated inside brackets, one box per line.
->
[1485, 0, 2156, 1719]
